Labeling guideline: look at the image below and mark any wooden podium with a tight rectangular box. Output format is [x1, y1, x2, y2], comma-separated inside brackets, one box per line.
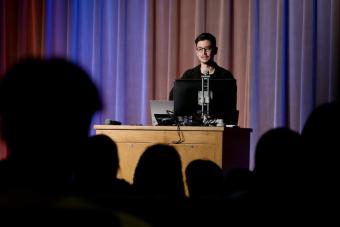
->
[94, 125, 252, 184]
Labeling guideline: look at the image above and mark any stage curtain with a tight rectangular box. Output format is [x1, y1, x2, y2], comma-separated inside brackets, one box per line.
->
[0, 0, 339, 165]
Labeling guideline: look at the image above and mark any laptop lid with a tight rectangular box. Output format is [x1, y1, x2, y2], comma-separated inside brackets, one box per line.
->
[149, 100, 174, 126]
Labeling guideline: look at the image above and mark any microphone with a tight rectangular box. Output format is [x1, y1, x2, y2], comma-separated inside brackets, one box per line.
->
[104, 119, 122, 125]
[203, 70, 209, 76]
[202, 69, 210, 79]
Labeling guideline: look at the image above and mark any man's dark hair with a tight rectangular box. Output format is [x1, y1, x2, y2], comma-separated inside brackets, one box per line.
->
[195, 32, 217, 48]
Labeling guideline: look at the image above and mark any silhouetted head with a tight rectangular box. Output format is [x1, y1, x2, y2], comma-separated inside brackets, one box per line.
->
[0, 57, 102, 186]
[254, 127, 303, 183]
[301, 102, 340, 190]
[75, 134, 119, 188]
[133, 144, 185, 199]
[302, 102, 339, 152]
[0, 57, 102, 158]
[185, 159, 223, 199]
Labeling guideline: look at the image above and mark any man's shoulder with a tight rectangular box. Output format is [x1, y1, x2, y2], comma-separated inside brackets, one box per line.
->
[215, 65, 234, 79]
[181, 65, 201, 79]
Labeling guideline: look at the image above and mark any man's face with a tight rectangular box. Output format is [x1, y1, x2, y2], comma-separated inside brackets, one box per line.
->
[196, 40, 215, 64]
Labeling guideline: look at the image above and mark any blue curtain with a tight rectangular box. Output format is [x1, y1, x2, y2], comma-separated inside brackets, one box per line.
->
[43, 0, 151, 134]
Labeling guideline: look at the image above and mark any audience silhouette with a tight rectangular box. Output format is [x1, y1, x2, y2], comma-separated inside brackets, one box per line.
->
[0, 57, 130, 226]
[0, 57, 338, 225]
[185, 159, 223, 199]
[73, 134, 132, 209]
[185, 159, 225, 226]
[254, 127, 303, 190]
[301, 101, 339, 223]
[0, 57, 102, 199]
[133, 143, 185, 199]
[132, 143, 186, 226]
[251, 127, 304, 222]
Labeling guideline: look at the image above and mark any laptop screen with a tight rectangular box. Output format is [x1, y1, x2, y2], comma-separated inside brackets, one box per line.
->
[149, 100, 174, 126]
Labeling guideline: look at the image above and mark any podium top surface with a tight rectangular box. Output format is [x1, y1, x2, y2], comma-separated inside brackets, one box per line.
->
[94, 124, 252, 133]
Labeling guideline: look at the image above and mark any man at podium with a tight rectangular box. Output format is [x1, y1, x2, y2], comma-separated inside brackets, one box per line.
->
[169, 32, 235, 100]
[169, 33, 238, 126]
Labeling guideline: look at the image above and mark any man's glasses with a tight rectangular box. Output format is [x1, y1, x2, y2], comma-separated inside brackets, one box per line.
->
[196, 47, 213, 53]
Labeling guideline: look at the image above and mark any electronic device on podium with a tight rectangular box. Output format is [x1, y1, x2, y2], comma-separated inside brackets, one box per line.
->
[149, 100, 176, 126]
[173, 76, 238, 127]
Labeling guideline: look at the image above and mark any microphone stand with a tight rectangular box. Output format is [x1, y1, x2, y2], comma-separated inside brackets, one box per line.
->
[201, 71, 210, 125]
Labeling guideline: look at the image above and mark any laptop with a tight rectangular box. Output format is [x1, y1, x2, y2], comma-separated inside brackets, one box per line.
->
[149, 100, 175, 126]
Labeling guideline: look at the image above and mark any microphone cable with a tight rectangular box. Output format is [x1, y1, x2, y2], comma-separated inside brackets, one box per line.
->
[173, 122, 184, 144]
[165, 110, 184, 144]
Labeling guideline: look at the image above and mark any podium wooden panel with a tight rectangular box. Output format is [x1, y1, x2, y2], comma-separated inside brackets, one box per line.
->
[94, 125, 252, 185]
